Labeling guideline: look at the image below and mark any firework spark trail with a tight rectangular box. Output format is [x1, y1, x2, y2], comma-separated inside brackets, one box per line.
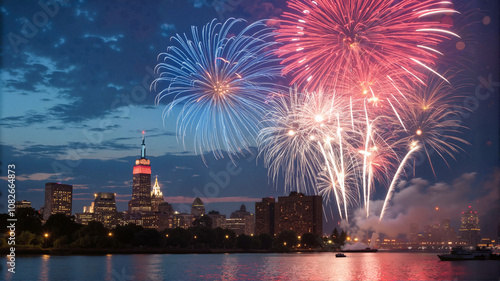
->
[318, 141, 344, 220]
[152, 18, 283, 162]
[379, 142, 420, 222]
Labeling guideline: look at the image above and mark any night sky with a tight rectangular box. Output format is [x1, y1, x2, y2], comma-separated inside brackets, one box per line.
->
[1, 0, 499, 237]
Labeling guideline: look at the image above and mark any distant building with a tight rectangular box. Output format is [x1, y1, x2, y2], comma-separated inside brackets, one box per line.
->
[157, 202, 174, 231]
[15, 200, 32, 209]
[459, 206, 481, 247]
[255, 197, 278, 236]
[128, 134, 152, 214]
[172, 212, 195, 229]
[151, 175, 164, 213]
[43, 182, 73, 221]
[229, 204, 254, 235]
[83, 202, 94, 213]
[277, 191, 322, 236]
[409, 223, 419, 243]
[94, 192, 118, 228]
[127, 134, 155, 228]
[207, 210, 226, 229]
[191, 197, 206, 218]
[75, 213, 94, 225]
[226, 218, 247, 235]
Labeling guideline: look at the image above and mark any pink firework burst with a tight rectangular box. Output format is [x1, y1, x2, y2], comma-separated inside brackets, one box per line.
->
[276, 0, 460, 90]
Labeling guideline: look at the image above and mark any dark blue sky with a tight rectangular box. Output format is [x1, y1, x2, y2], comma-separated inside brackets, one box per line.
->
[1, 0, 498, 237]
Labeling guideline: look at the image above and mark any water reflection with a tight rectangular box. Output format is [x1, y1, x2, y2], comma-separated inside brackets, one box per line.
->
[3, 252, 499, 280]
[39, 254, 50, 281]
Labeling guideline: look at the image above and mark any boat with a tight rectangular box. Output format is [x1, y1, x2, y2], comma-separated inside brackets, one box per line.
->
[335, 253, 346, 257]
[341, 248, 378, 253]
[437, 246, 493, 261]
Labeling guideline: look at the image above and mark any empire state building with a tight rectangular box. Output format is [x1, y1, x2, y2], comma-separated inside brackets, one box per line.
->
[128, 133, 152, 214]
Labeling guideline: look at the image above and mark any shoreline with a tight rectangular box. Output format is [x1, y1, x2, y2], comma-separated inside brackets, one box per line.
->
[1, 247, 457, 256]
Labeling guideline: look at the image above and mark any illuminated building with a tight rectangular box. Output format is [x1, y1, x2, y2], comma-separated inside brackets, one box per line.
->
[191, 197, 206, 218]
[128, 134, 152, 214]
[83, 202, 94, 213]
[255, 197, 278, 236]
[15, 200, 32, 209]
[127, 133, 155, 228]
[94, 192, 118, 228]
[75, 212, 94, 225]
[172, 212, 195, 229]
[225, 218, 247, 235]
[157, 202, 174, 231]
[278, 192, 322, 236]
[207, 210, 227, 229]
[43, 182, 73, 221]
[151, 175, 164, 213]
[459, 206, 481, 247]
[228, 204, 254, 235]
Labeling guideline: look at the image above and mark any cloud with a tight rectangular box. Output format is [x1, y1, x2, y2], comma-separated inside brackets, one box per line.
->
[346, 171, 500, 239]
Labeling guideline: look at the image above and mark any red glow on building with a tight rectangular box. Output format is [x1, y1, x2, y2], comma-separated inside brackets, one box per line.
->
[133, 165, 151, 175]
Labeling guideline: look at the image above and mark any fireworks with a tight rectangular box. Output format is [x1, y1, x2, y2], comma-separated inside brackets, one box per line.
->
[152, 18, 283, 160]
[276, 0, 460, 90]
[152, 0, 468, 223]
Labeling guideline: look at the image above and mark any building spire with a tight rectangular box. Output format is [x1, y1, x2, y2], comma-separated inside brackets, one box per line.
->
[151, 175, 163, 197]
[141, 131, 146, 159]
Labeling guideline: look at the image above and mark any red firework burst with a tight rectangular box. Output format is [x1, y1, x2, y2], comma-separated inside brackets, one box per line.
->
[276, 0, 460, 90]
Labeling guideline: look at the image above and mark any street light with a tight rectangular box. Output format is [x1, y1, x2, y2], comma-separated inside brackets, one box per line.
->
[108, 232, 113, 237]
[43, 233, 49, 248]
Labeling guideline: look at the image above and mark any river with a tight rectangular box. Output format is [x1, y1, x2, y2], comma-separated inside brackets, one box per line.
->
[2, 252, 499, 280]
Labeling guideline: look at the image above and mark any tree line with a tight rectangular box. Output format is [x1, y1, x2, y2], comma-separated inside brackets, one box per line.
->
[1, 208, 347, 251]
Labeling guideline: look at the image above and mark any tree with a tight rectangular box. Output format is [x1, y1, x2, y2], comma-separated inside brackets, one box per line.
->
[257, 233, 273, 250]
[331, 228, 347, 246]
[192, 216, 213, 228]
[236, 234, 253, 250]
[165, 227, 191, 248]
[214, 227, 236, 249]
[189, 226, 217, 248]
[331, 228, 339, 242]
[43, 214, 81, 239]
[301, 233, 320, 248]
[16, 208, 43, 235]
[276, 230, 298, 248]
[17, 231, 36, 245]
[136, 228, 162, 247]
[339, 230, 347, 246]
[114, 223, 143, 247]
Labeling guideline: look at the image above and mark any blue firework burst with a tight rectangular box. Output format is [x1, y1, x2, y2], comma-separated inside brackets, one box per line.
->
[151, 18, 283, 161]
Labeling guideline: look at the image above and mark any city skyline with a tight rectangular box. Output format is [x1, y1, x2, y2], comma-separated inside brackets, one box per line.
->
[1, 0, 499, 239]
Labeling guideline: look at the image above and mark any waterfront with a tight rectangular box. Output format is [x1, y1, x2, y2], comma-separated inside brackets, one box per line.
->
[2, 252, 499, 280]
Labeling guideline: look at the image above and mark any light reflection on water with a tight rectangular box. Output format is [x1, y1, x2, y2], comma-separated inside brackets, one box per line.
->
[2, 252, 499, 280]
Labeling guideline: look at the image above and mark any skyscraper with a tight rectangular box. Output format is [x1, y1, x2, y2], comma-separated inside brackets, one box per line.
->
[128, 134, 152, 214]
[151, 175, 164, 212]
[43, 182, 73, 221]
[255, 197, 278, 236]
[191, 197, 206, 218]
[94, 192, 118, 228]
[278, 191, 323, 236]
[459, 206, 481, 247]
